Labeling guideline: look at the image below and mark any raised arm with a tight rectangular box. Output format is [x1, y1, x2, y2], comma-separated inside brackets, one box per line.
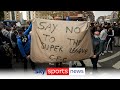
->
[24, 23, 32, 36]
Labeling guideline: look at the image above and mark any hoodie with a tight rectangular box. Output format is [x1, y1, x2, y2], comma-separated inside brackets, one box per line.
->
[17, 23, 32, 58]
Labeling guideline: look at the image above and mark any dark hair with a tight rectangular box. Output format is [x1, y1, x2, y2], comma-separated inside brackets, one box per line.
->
[103, 26, 107, 29]
[108, 23, 110, 26]
[91, 23, 94, 26]
[113, 23, 116, 26]
[22, 26, 25, 31]
[17, 27, 24, 34]
[108, 26, 112, 30]
[0, 23, 4, 30]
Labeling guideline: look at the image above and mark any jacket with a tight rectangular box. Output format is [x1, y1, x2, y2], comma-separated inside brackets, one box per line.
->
[113, 26, 119, 36]
[92, 36, 102, 57]
[17, 23, 32, 58]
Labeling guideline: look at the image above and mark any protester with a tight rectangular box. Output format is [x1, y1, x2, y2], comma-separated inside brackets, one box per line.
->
[10, 26, 20, 62]
[99, 26, 108, 55]
[17, 23, 35, 70]
[112, 22, 120, 47]
[1, 13, 120, 73]
[90, 31, 102, 72]
[106, 26, 114, 53]
[0, 23, 12, 69]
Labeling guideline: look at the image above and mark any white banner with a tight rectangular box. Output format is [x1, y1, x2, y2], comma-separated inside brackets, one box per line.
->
[30, 19, 94, 63]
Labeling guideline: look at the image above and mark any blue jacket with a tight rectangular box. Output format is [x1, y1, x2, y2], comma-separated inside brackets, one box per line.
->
[17, 24, 32, 58]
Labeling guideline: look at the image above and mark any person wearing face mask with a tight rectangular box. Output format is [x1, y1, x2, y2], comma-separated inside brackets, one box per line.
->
[90, 31, 102, 72]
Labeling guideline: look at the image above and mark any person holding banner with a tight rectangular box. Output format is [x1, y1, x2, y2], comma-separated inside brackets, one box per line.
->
[17, 23, 35, 70]
[90, 31, 102, 72]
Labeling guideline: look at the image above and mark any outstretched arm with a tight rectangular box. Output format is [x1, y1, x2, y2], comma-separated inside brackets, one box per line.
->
[24, 23, 32, 36]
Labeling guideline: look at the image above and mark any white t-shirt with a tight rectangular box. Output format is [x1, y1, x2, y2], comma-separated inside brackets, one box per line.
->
[100, 29, 108, 40]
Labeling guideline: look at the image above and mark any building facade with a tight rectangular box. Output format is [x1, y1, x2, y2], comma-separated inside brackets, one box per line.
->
[4, 11, 20, 21]
[27, 11, 94, 21]
[27, 11, 32, 20]
[97, 16, 105, 24]
[4, 11, 11, 20]
[85, 11, 95, 22]
[110, 11, 118, 23]
[97, 11, 119, 23]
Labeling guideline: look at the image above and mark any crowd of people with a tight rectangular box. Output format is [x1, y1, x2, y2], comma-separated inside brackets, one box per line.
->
[0, 21, 35, 70]
[0, 17, 120, 73]
[84, 21, 120, 72]
[56, 16, 120, 72]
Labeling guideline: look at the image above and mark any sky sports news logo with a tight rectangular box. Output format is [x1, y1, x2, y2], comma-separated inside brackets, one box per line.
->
[46, 68, 85, 75]
[34, 68, 46, 75]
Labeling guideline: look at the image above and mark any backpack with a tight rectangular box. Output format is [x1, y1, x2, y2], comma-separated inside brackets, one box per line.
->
[21, 35, 28, 46]
[1, 42, 13, 57]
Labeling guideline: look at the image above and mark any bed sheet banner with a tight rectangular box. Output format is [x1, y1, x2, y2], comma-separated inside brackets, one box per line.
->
[30, 19, 94, 63]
